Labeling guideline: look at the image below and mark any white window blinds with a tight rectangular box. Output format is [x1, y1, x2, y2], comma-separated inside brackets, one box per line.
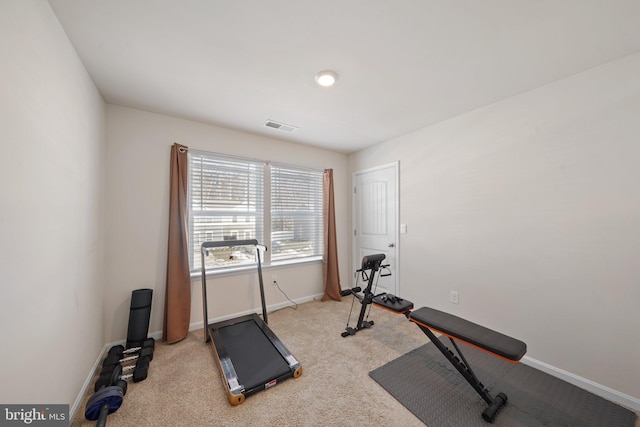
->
[270, 163, 323, 262]
[188, 150, 323, 272]
[189, 152, 264, 271]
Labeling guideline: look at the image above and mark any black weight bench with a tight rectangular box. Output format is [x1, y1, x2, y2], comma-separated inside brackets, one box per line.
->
[373, 293, 527, 423]
[409, 307, 527, 363]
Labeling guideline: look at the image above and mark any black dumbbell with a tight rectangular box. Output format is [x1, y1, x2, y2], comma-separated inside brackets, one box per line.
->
[102, 339, 155, 368]
[98, 353, 149, 378]
[94, 358, 150, 394]
[107, 338, 155, 358]
[102, 347, 153, 368]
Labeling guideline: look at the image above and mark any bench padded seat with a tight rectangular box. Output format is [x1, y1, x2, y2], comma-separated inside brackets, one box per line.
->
[409, 307, 527, 361]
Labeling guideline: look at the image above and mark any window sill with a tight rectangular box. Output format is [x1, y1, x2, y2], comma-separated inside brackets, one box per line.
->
[190, 256, 323, 280]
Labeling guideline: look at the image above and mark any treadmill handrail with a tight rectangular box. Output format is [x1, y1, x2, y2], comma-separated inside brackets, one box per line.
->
[201, 239, 269, 343]
[202, 239, 259, 251]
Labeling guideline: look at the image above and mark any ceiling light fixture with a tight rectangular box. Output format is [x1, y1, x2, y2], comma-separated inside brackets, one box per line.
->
[315, 70, 338, 87]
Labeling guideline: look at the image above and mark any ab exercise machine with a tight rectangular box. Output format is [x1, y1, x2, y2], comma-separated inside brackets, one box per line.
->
[201, 240, 302, 405]
[341, 254, 527, 423]
[340, 253, 391, 337]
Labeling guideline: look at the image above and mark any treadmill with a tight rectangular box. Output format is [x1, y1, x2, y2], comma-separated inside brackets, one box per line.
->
[200, 239, 302, 405]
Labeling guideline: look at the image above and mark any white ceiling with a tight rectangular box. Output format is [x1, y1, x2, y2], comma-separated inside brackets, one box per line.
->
[48, 0, 640, 153]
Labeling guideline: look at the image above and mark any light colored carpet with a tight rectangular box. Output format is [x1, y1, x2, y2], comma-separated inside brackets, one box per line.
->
[73, 298, 428, 426]
[72, 298, 640, 427]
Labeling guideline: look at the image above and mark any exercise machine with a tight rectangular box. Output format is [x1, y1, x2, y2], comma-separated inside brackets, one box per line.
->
[201, 239, 302, 405]
[341, 254, 527, 423]
[340, 253, 391, 337]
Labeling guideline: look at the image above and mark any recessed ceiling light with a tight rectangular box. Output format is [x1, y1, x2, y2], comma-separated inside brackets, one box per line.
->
[315, 70, 338, 87]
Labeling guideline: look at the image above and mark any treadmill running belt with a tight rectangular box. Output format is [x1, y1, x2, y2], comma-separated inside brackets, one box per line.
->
[217, 319, 291, 391]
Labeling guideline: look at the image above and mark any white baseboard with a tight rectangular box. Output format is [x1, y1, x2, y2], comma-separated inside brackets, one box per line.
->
[70, 343, 110, 423]
[521, 356, 640, 412]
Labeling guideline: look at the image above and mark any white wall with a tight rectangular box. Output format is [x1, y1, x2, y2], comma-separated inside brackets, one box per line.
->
[0, 0, 106, 409]
[350, 53, 640, 401]
[105, 105, 350, 343]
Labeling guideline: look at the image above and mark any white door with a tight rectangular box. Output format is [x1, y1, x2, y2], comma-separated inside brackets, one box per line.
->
[353, 162, 398, 295]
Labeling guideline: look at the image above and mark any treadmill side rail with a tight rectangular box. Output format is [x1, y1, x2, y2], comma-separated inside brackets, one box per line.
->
[285, 354, 300, 369]
[208, 327, 246, 404]
[255, 315, 301, 372]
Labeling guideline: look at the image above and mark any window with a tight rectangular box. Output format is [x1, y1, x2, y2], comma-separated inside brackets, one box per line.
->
[270, 163, 323, 262]
[188, 151, 323, 273]
[189, 152, 264, 271]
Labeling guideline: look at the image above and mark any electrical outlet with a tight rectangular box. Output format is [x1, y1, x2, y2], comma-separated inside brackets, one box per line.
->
[450, 291, 459, 304]
[271, 275, 278, 285]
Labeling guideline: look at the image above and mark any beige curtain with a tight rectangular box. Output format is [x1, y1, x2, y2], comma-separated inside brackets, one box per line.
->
[163, 143, 191, 343]
[321, 169, 342, 301]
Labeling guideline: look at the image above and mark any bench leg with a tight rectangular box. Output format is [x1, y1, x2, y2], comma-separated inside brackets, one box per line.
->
[415, 324, 508, 423]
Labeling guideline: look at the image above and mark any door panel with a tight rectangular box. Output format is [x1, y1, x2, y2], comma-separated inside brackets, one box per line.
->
[354, 163, 398, 294]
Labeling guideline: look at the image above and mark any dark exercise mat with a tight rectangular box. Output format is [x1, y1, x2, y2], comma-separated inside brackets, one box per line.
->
[369, 343, 637, 427]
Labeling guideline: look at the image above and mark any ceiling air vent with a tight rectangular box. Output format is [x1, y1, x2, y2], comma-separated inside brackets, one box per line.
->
[264, 120, 298, 133]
